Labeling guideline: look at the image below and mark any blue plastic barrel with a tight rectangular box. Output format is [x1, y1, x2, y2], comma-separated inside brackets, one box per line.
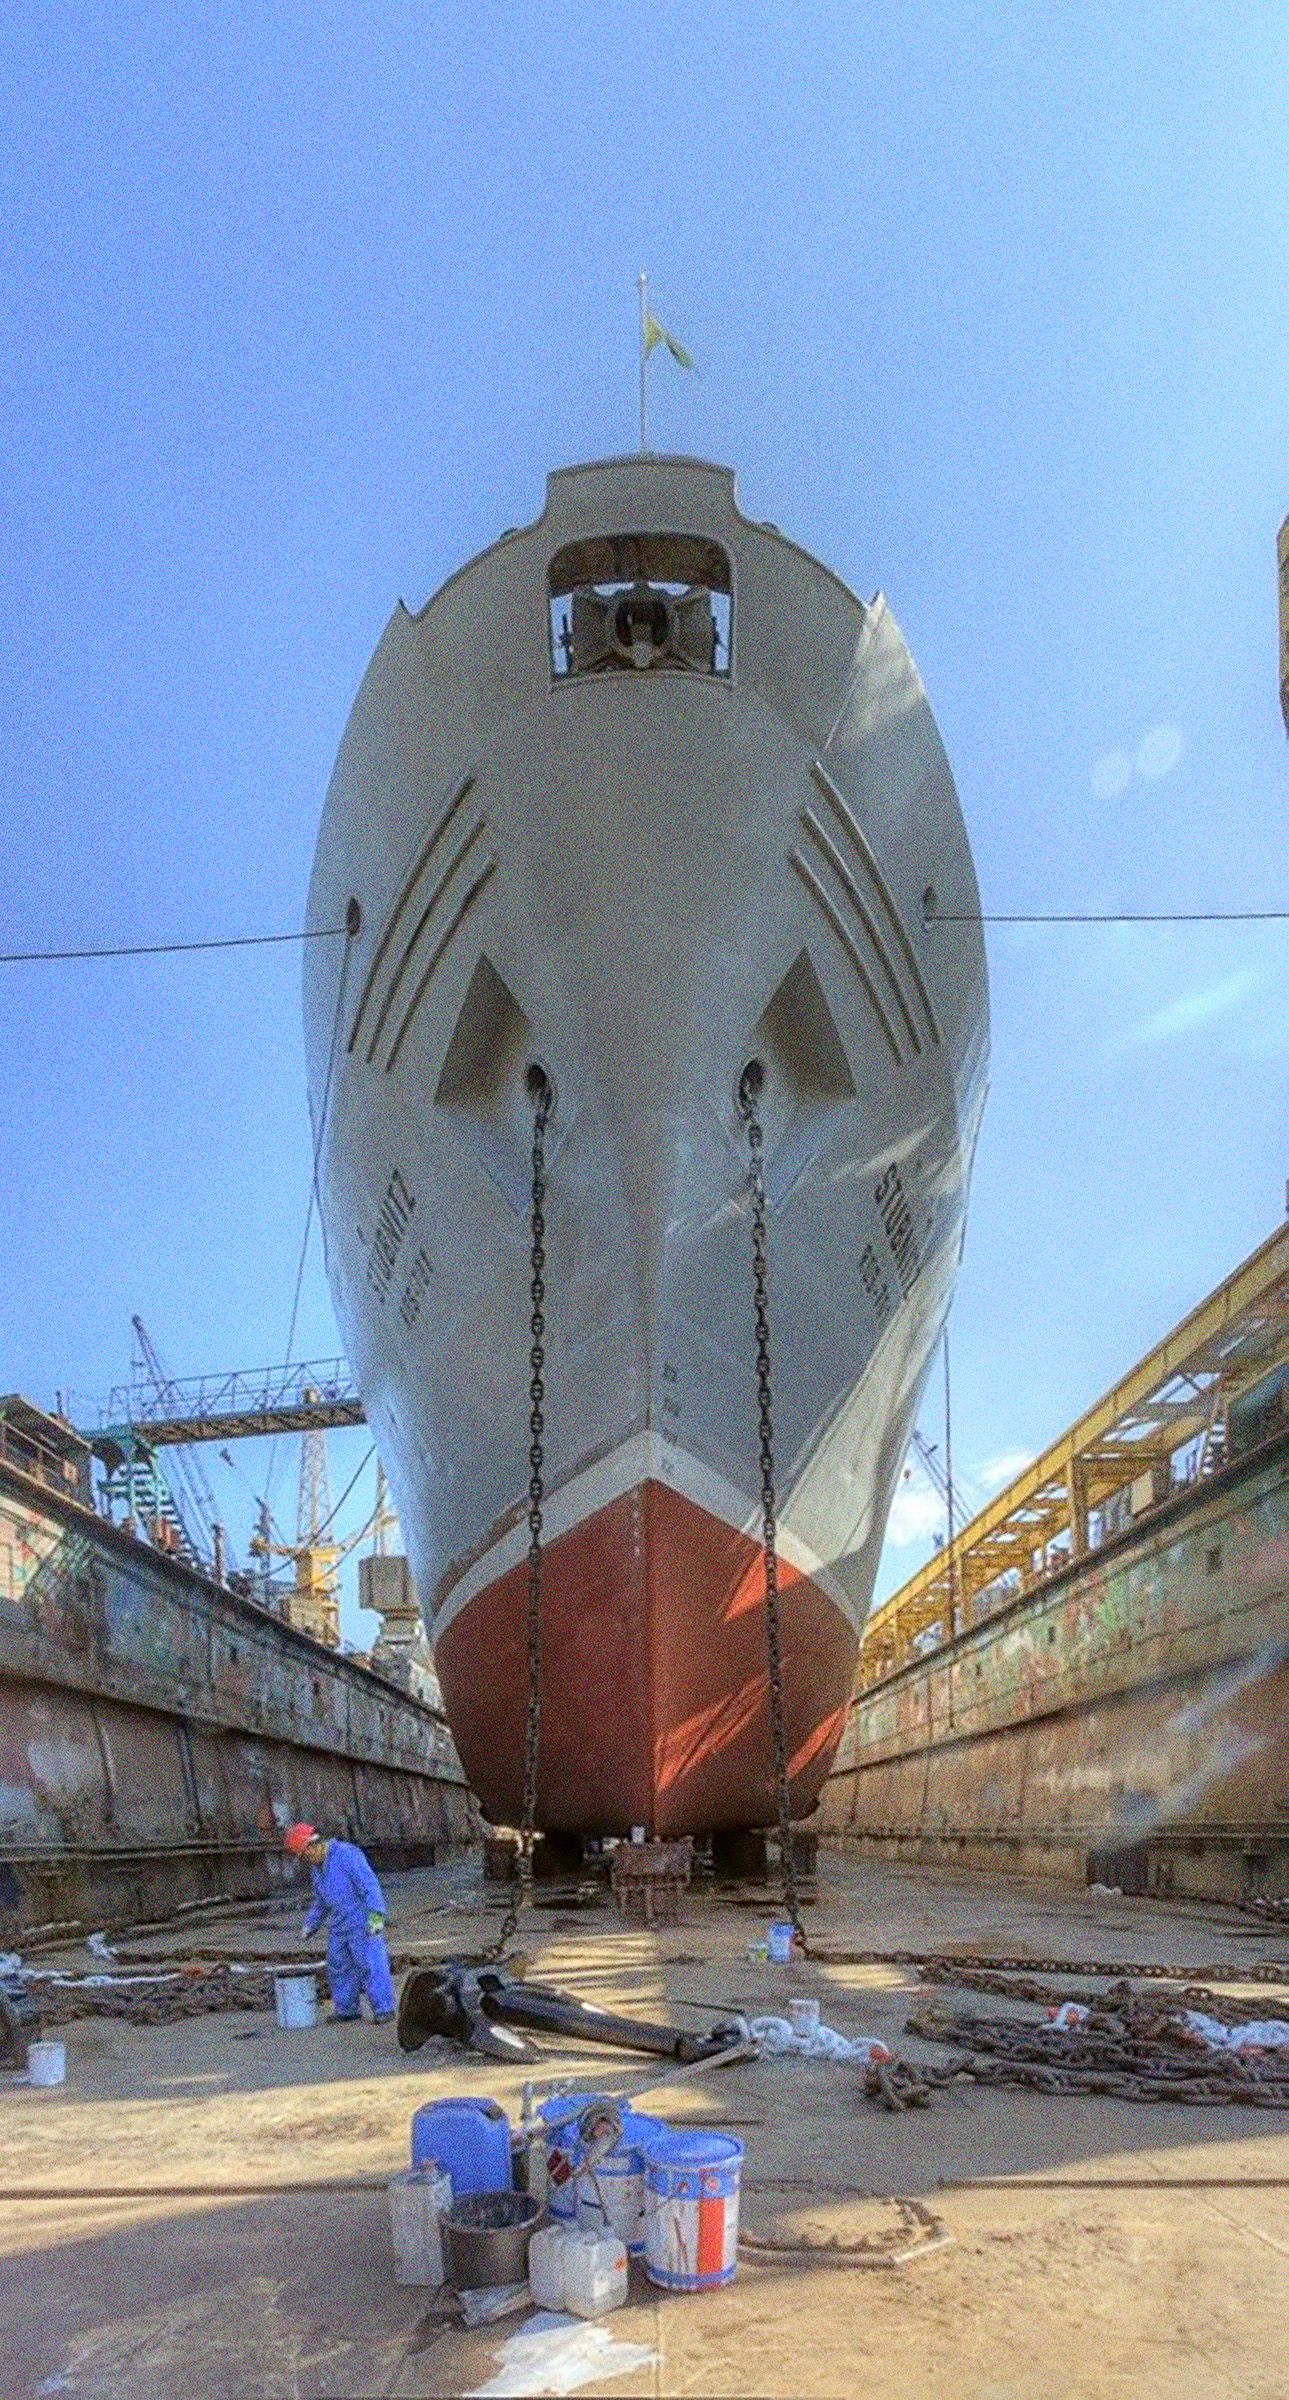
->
[642, 2130, 744, 2290]
[410, 2097, 512, 2198]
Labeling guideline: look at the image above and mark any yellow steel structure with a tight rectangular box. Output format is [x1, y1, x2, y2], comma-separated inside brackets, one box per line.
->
[858, 1220, 1289, 1689]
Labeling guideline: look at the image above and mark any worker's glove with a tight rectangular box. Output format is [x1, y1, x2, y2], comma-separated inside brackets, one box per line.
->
[367, 1911, 386, 1937]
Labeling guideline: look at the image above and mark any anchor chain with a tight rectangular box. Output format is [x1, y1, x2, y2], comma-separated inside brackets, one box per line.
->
[491, 1067, 553, 1959]
[738, 1063, 808, 1955]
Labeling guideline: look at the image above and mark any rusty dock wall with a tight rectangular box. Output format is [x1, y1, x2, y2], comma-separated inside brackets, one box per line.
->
[0, 1456, 477, 1931]
[818, 1429, 1289, 1900]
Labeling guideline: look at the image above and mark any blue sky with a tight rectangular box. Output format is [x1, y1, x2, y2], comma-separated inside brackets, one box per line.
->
[2, 2, 1287, 1634]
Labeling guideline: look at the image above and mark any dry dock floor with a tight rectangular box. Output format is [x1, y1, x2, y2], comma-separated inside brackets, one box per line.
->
[5, 1850, 1289, 2399]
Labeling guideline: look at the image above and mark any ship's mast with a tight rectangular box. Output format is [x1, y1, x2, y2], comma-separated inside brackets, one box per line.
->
[638, 270, 649, 452]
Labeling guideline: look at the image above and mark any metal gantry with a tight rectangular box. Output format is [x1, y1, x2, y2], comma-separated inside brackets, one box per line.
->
[81, 1352, 367, 1626]
[88, 1357, 365, 1448]
[861, 1219, 1289, 1688]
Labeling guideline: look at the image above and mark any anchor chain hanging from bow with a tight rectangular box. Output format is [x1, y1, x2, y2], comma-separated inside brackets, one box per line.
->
[738, 1061, 809, 1956]
[490, 1065, 553, 1960]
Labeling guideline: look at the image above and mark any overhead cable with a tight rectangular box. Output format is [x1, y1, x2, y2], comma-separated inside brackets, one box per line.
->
[930, 909, 1289, 925]
[0, 926, 348, 965]
[264, 918, 359, 1510]
[308, 1445, 377, 1549]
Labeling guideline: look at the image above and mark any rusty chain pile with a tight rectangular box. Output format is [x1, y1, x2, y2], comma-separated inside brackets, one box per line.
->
[860, 1968, 1289, 2112]
[812, 1945, 1289, 1986]
[915, 1959, 1289, 2016]
[915, 1958, 1289, 2025]
[1239, 1893, 1289, 1924]
[30, 1964, 279, 2028]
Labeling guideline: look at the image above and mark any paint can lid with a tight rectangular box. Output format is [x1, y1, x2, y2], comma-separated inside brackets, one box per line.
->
[641, 2131, 744, 2170]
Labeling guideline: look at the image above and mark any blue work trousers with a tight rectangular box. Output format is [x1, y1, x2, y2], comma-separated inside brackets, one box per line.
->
[326, 1925, 395, 2019]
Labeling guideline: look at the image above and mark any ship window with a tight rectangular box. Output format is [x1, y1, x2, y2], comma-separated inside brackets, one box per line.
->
[548, 531, 732, 680]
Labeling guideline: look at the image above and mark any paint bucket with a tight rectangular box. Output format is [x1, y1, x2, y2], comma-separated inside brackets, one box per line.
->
[27, 2039, 65, 2088]
[273, 1973, 318, 2030]
[575, 2107, 665, 2256]
[411, 2097, 512, 2197]
[642, 2131, 743, 2291]
[387, 2166, 452, 2285]
[539, 2094, 596, 2223]
[788, 1997, 820, 2038]
[767, 1923, 794, 1963]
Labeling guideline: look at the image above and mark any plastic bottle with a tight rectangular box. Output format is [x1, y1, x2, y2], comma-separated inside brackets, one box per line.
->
[562, 2229, 628, 2318]
[527, 2222, 570, 2309]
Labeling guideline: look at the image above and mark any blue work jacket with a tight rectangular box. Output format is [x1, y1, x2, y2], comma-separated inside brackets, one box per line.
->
[302, 1839, 387, 1939]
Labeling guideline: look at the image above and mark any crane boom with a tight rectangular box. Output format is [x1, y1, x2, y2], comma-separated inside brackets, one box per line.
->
[129, 1316, 227, 1571]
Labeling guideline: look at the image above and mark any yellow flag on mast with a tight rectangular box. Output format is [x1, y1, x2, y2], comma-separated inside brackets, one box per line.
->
[643, 313, 696, 371]
[638, 272, 696, 450]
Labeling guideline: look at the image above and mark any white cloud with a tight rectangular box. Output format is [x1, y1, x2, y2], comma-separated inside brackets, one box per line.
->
[975, 1448, 1035, 1493]
[886, 1484, 945, 1546]
[1126, 965, 1266, 1049]
[1136, 724, 1185, 780]
[1091, 749, 1134, 799]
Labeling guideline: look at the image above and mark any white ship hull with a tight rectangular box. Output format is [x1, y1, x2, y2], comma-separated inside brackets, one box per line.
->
[304, 458, 988, 1833]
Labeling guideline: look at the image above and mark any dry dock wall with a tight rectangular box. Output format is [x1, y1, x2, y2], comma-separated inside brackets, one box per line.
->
[819, 1430, 1289, 1900]
[0, 1458, 477, 1930]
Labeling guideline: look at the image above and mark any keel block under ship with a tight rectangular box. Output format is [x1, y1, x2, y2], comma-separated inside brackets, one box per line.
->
[304, 456, 988, 1835]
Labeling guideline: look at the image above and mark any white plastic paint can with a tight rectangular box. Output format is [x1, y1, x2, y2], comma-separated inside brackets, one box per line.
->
[563, 2229, 628, 2319]
[27, 2039, 66, 2088]
[788, 1997, 820, 2038]
[527, 2222, 570, 2309]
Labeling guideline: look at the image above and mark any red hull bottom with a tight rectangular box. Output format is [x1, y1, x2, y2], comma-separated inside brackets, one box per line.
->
[434, 1479, 858, 1837]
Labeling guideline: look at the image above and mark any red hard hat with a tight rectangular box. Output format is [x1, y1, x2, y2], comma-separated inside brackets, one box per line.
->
[284, 1822, 317, 1857]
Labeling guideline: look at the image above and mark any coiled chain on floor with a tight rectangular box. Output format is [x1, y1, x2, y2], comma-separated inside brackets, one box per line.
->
[491, 1067, 553, 1960]
[738, 1063, 808, 1956]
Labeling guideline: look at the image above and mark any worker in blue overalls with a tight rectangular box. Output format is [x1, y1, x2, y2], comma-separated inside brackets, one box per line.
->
[284, 1822, 396, 2023]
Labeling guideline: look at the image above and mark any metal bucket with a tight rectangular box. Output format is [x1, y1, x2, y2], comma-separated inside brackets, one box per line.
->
[575, 2107, 665, 2256]
[443, 2189, 543, 2291]
[643, 2131, 743, 2291]
[273, 1973, 318, 2030]
[387, 2166, 452, 2286]
[540, 2093, 600, 2223]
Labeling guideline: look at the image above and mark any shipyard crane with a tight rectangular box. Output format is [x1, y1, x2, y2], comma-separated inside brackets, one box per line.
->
[80, 1352, 372, 1605]
[128, 1317, 230, 1575]
[906, 1429, 974, 1529]
[247, 1420, 386, 1649]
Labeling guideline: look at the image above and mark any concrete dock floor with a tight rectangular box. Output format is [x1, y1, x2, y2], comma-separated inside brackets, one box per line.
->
[5, 1849, 1289, 2399]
